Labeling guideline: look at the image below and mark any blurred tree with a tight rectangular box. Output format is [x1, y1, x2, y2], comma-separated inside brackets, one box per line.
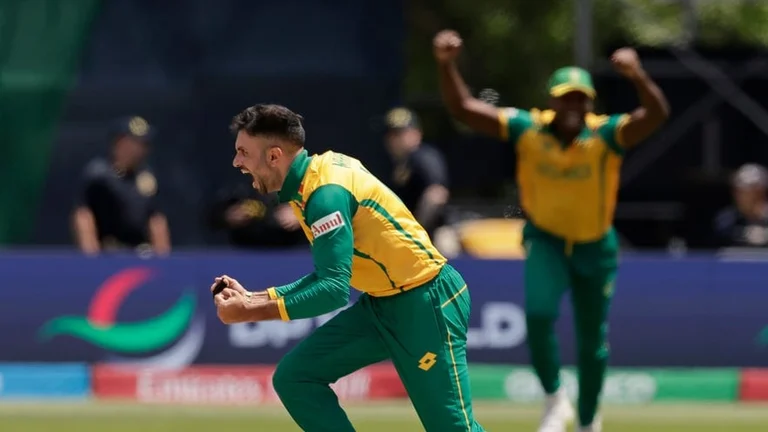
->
[405, 0, 625, 110]
[406, 0, 768, 111]
[621, 0, 768, 47]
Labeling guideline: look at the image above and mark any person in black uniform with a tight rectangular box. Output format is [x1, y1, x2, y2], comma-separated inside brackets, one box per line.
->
[384, 107, 450, 239]
[207, 183, 305, 249]
[713, 163, 768, 247]
[72, 116, 171, 256]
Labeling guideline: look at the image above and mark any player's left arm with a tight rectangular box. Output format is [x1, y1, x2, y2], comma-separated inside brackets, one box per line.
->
[413, 149, 450, 231]
[221, 185, 355, 323]
[73, 161, 107, 255]
[141, 176, 171, 256]
[148, 214, 171, 256]
[611, 47, 670, 149]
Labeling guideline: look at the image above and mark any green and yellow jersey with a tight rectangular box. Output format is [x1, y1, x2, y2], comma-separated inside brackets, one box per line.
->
[266, 149, 447, 321]
[498, 107, 629, 243]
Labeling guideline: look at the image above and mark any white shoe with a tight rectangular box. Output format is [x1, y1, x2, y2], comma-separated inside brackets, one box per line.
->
[536, 388, 575, 432]
[578, 415, 602, 432]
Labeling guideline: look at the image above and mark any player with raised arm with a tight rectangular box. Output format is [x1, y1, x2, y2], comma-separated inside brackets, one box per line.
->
[211, 104, 486, 432]
[433, 30, 669, 432]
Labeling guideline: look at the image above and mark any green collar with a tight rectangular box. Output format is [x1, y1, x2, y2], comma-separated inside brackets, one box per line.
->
[278, 149, 310, 203]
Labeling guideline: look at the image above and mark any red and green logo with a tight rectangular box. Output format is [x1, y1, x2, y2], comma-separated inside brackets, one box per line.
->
[39, 267, 204, 368]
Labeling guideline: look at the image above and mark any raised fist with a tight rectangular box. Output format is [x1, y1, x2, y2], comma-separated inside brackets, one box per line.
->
[611, 47, 643, 79]
[433, 30, 463, 63]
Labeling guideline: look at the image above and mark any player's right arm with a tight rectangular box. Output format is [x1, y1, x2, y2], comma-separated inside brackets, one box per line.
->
[434, 30, 532, 143]
[72, 161, 104, 255]
[268, 273, 317, 298]
[73, 207, 99, 255]
[434, 30, 501, 139]
[266, 184, 356, 321]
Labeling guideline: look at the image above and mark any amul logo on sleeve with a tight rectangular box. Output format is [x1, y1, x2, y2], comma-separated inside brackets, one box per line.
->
[38, 267, 204, 369]
[311, 211, 345, 238]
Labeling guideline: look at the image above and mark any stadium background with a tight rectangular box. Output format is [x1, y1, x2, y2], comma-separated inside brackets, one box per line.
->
[2, 0, 768, 430]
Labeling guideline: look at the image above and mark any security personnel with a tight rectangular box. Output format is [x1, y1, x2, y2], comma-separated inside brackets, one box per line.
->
[72, 116, 170, 256]
[207, 183, 305, 249]
[713, 163, 768, 247]
[384, 107, 450, 239]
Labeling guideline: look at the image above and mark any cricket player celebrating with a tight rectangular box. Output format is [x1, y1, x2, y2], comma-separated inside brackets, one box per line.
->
[433, 30, 669, 432]
[211, 104, 486, 432]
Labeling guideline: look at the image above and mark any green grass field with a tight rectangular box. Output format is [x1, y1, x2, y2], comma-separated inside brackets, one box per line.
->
[1, 401, 767, 431]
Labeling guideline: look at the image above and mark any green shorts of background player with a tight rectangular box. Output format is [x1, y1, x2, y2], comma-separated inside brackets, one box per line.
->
[523, 225, 619, 430]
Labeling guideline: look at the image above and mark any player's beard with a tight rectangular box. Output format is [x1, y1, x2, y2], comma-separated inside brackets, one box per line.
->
[251, 175, 268, 194]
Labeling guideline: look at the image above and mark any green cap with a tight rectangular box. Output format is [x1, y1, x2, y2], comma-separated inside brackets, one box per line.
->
[547, 67, 596, 99]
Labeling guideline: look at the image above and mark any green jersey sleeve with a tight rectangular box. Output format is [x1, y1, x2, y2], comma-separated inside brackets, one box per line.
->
[269, 274, 316, 299]
[597, 113, 631, 155]
[272, 184, 357, 321]
[498, 107, 534, 144]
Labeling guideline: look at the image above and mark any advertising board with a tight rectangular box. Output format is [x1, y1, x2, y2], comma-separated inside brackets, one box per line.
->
[92, 363, 404, 404]
[0, 363, 90, 399]
[0, 252, 766, 367]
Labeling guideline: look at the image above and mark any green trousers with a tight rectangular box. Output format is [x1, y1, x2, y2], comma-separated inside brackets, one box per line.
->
[272, 264, 485, 432]
[523, 224, 618, 426]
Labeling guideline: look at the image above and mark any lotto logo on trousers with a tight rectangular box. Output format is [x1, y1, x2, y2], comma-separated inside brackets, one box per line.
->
[419, 352, 437, 371]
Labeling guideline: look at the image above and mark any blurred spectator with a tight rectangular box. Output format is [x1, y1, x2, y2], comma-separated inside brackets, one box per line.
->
[713, 163, 768, 247]
[207, 183, 305, 249]
[72, 117, 170, 256]
[383, 107, 450, 239]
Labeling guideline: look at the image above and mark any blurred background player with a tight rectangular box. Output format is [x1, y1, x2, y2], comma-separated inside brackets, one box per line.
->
[207, 182, 305, 249]
[713, 163, 768, 248]
[433, 29, 669, 432]
[71, 116, 170, 256]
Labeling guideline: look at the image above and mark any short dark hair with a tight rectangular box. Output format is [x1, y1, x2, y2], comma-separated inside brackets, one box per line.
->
[230, 104, 305, 146]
